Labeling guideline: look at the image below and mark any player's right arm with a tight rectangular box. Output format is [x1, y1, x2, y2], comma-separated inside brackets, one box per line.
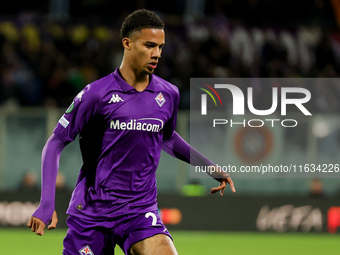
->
[27, 133, 67, 235]
[28, 83, 101, 235]
[28, 210, 58, 236]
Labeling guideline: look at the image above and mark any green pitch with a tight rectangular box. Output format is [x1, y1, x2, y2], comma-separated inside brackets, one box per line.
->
[1, 228, 338, 255]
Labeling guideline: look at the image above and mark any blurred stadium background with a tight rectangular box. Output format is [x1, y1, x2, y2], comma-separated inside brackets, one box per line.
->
[1, 0, 340, 254]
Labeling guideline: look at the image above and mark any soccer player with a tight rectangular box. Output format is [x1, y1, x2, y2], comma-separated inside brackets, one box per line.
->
[28, 9, 236, 255]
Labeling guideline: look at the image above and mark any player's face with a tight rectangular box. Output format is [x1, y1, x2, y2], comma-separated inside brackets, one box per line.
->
[129, 28, 165, 74]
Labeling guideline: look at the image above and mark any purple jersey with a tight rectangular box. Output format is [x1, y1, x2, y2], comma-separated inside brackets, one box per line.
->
[54, 69, 179, 220]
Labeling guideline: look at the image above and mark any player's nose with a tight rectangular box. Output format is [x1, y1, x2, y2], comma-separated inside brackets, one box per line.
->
[152, 47, 162, 59]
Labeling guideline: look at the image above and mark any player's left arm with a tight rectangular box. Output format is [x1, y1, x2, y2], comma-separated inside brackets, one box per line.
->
[207, 165, 236, 196]
[161, 86, 235, 195]
[162, 131, 236, 195]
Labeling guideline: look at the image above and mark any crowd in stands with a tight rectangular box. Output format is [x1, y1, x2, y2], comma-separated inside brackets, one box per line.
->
[1, 0, 340, 112]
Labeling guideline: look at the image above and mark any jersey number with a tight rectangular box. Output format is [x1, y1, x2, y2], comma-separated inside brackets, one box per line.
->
[145, 212, 158, 226]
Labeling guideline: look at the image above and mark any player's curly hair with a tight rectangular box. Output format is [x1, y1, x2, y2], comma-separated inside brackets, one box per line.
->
[120, 9, 165, 39]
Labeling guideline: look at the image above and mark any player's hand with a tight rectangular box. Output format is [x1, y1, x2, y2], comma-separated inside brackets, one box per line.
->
[27, 210, 58, 236]
[210, 177, 236, 196]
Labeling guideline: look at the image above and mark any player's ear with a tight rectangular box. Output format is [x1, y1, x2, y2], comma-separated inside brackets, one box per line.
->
[122, 37, 132, 51]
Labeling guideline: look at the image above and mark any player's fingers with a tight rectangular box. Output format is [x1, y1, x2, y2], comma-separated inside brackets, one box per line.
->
[210, 181, 226, 195]
[209, 186, 220, 195]
[30, 219, 37, 232]
[220, 186, 226, 196]
[227, 177, 236, 193]
[35, 222, 45, 236]
[209, 188, 216, 195]
[48, 211, 58, 230]
[47, 224, 56, 230]
[27, 217, 33, 227]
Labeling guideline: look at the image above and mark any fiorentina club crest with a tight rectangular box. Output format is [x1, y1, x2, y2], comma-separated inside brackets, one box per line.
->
[79, 245, 94, 255]
[155, 92, 166, 107]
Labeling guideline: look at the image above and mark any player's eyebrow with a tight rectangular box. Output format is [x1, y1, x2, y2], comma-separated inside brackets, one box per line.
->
[145, 41, 165, 48]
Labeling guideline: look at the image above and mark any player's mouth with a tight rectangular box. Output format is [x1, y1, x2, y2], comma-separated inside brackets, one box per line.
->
[148, 62, 158, 69]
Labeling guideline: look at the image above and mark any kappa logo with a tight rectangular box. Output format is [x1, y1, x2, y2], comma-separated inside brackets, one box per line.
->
[79, 245, 94, 255]
[109, 94, 124, 104]
[155, 92, 166, 107]
[76, 90, 85, 101]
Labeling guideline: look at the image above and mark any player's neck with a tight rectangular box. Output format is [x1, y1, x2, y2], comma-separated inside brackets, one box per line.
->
[119, 65, 149, 92]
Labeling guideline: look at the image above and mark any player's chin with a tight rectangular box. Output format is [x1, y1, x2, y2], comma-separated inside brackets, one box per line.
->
[146, 66, 156, 74]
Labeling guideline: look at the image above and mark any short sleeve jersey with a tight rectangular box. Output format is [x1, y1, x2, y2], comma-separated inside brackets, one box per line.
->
[53, 69, 179, 220]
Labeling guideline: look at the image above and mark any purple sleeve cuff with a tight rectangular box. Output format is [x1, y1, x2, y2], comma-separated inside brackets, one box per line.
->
[32, 133, 66, 225]
[162, 131, 214, 167]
